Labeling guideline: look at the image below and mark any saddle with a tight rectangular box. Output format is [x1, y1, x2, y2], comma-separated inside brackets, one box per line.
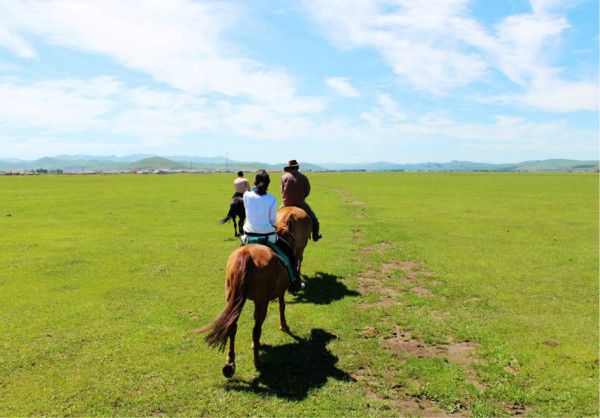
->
[239, 234, 298, 283]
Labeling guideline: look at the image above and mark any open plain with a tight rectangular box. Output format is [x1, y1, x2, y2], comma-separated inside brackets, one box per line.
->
[0, 172, 597, 416]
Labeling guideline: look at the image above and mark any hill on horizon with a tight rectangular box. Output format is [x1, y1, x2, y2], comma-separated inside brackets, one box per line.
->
[0, 156, 597, 172]
[127, 157, 187, 170]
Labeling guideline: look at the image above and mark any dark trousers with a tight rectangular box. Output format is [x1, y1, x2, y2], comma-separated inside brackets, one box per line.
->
[293, 201, 320, 238]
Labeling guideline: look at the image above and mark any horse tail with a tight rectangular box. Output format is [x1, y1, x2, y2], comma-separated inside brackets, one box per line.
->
[202, 249, 252, 351]
[219, 204, 235, 224]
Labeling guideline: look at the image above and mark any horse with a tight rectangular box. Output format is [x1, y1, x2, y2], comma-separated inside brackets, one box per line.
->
[202, 208, 312, 378]
[276, 206, 312, 276]
[220, 196, 245, 237]
[201, 237, 291, 377]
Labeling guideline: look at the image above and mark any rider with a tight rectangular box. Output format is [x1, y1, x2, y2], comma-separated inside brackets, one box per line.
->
[242, 169, 304, 293]
[281, 160, 322, 241]
[233, 170, 250, 198]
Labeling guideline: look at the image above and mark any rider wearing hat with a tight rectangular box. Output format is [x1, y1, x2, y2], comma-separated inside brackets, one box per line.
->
[280, 160, 322, 242]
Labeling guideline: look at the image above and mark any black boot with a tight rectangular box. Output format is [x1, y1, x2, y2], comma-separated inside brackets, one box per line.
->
[289, 279, 304, 294]
[288, 268, 305, 294]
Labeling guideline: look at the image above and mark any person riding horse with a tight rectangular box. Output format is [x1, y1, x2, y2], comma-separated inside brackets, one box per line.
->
[281, 160, 322, 241]
[220, 171, 249, 237]
[242, 169, 304, 293]
[233, 171, 250, 198]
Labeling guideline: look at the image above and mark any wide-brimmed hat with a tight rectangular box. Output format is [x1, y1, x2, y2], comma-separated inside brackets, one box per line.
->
[283, 159, 300, 172]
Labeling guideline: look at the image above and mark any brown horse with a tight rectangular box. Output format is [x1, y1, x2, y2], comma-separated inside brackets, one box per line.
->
[202, 242, 291, 377]
[276, 206, 312, 276]
[202, 208, 312, 378]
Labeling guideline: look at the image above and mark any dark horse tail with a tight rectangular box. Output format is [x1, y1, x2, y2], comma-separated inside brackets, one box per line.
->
[220, 197, 242, 224]
[219, 205, 235, 224]
[202, 249, 251, 351]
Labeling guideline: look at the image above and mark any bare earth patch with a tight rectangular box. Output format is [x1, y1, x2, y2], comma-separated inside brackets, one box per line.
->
[385, 330, 478, 368]
[411, 286, 434, 297]
[360, 241, 393, 255]
[357, 272, 402, 299]
[393, 397, 458, 417]
[384, 330, 486, 392]
[354, 368, 457, 417]
[360, 327, 379, 338]
[506, 403, 529, 416]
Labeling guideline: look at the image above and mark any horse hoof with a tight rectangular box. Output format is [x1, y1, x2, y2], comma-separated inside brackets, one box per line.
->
[280, 325, 290, 332]
[222, 363, 235, 378]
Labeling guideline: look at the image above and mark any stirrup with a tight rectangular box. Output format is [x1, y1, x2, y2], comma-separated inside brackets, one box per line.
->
[313, 232, 322, 242]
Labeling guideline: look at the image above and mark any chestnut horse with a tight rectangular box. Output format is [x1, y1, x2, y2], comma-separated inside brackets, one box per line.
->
[276, 206, 312, 276]
[202, 207, 312, 377]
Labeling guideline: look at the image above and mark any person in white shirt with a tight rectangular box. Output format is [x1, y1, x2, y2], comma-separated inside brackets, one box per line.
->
[242, 169, 303, 293]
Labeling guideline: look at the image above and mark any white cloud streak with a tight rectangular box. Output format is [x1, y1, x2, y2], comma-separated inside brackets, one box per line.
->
[0, 0, 323, 110]
[303, 0, 598, 112]
[325, 76, 360, 97]
[0, 1, 595, 160]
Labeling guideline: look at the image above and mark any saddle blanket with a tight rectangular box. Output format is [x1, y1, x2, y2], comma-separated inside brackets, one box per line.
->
[239, 234, 297, 283]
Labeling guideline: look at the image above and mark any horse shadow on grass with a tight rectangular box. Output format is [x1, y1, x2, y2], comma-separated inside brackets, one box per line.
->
[225, 328, 354, 400]
[290, 271, 360, 305]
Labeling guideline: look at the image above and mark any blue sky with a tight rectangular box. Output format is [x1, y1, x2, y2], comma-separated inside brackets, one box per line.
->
[0, 0, 597, 163]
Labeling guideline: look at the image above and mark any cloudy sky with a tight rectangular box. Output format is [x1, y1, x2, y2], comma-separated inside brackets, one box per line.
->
[0, 0, 597, 163]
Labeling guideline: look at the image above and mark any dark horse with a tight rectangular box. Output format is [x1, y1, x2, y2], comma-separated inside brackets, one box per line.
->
[220, 196, 245, 237]
[202, 209, 312, 378]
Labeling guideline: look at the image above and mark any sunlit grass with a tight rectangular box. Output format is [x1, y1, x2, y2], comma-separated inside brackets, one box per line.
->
[0, 172, 597, 415]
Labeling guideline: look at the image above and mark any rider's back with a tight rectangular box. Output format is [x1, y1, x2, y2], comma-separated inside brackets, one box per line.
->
[281, 170, 310, 207]
[242, 190, 277, 234]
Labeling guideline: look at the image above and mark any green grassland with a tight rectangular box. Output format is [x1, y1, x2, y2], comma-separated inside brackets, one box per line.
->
[0, 173, 597, 416]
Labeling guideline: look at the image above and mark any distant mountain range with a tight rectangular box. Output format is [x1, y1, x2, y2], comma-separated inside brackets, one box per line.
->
[0, 156, 597, 172]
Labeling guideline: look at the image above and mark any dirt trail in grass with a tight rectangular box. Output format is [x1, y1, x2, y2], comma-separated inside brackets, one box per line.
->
[332, 186, 494, 416]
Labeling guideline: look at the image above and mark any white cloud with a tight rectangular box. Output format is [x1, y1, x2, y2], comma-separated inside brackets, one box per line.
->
[361, 93, 406, 129]
[0, 24, 35, 58]
[490, 76, 599, 112]
[304, 0, 488, 93]
[0, 74, 326, 145]
[303, 0, 598, 111]
[0, 0, 322, 109]
[0, 77, 117, 130]
[0, 74, 595, 159]
[325, 76, 360, 97]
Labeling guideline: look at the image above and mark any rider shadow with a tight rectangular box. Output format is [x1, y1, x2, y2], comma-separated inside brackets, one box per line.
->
[291, 272, 360, 305]
[226, 328, 354, 400]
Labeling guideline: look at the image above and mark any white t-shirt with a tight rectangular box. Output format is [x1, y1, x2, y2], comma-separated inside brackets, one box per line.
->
[242, 190, 277, 234]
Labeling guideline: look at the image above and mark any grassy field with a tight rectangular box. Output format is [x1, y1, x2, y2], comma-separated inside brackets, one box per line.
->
[0, 172, 597, 416]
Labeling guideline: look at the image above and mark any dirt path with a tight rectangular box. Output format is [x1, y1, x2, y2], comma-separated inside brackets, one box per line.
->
[332, 187, 494, 417]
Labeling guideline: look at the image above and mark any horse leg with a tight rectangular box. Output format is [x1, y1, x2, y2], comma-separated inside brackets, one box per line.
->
[278, 295, 289, 331]
[298, 254, 303, 277]
[233, 216, 238, 237]
[239, 214, 245, 237]
[252, 300, 268, 369]
[222, 322, 237, 378]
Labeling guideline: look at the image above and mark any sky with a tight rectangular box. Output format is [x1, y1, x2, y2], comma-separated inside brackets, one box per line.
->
[0, 0, 598, 163]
